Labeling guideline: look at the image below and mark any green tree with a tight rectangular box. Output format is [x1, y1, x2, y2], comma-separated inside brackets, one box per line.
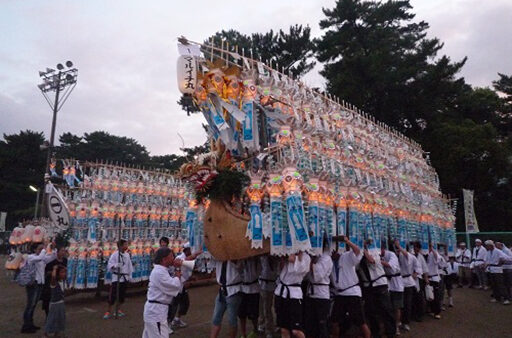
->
[57, 131, 150, 165]
[493, 73, 512, 138]
[316, 0, 512, 231]
[0, 130, 46, 228]
[424, 119, 512, 231]
[207, 25, 315, 78]
[146, 143, 209, 172]
[316, 0, 466, 135]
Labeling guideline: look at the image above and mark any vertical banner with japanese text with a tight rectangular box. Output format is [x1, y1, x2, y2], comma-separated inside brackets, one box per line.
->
[463, 189, 479, 233]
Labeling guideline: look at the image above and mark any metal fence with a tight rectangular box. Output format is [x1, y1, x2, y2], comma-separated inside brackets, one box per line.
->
[456, 231, 512, 250]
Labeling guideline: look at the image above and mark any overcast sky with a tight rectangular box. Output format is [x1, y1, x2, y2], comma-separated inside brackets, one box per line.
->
[1, 0, 511, 155]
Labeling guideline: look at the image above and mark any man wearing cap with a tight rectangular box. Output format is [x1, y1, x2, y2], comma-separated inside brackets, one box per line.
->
[484, 240, 511, 305]
[455, 242, 472, 287]
[143, 247, 184, 338]
[169, 242, 202, 329]
[472, 239, 488, 289]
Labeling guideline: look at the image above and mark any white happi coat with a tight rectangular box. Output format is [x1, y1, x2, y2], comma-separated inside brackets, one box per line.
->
[486, 248, 510, 274]
[426, 251, 440, 282]
[382, 250, 403, 292]
[307, 252, 333, 299]
[456, 248, 471, 268]
[275, 254, 311, 299]
[472, 245, 487, 268]
[215, 260, 243, 297]
[331, 250, 363, 297]
[398, 251, 416, 288]
[241, 258, 260, 294]
[143, 265, 183, 322]
[108, 251, 134, 283]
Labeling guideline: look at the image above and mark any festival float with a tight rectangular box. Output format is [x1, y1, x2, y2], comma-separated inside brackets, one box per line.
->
[174, 37, 457, 260]
[5, 36, 457, 286]
[6, 160, 217, 290]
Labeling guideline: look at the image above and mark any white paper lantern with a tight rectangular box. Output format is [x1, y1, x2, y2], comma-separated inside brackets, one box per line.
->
[177, 55, 198, 94]
[9, 227, 20, 245]
[33, 226, 46, 243]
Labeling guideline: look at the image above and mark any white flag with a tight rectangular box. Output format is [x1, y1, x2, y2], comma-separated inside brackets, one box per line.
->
[463, 189, 479, 233]
[46, 183, 70, 231]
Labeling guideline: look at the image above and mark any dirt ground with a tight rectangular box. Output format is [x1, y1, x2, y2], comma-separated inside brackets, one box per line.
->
[2, 256, 512, 338]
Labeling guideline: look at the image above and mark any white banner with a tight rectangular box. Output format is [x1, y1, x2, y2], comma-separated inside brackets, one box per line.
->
[46, 183, 70, 231]
[177, 55, 198, 94]
[463, 189, 479, 233]
[177, 43, 201, 56]
[0, 212, 6, 231]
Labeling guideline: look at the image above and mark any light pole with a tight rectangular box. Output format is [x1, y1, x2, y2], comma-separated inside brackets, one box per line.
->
[29, 185, 40, 219]
[38, 61, 78, 215]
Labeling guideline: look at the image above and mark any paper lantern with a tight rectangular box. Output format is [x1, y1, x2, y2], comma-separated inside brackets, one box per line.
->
[9, 227, 20, 245]
[16, 227, 25, 245]
[32, 226, 45, 243]
[177, 55, 198, 94]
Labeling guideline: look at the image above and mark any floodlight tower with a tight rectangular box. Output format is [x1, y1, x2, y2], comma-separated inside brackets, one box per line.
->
[38, 61, 78, 213]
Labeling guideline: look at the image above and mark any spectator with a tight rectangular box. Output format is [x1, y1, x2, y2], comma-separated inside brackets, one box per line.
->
[104, 239, 133, 319]
[456, 242, 472, 287]
[485, 241, 511, 305]
[21, 242, 56, 333]
[472, 239, 488, 289]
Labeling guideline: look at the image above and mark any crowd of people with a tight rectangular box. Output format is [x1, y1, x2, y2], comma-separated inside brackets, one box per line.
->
[16, 236, 512, 337]
[455, 239, 512, 304]
[205, 237, 512, 338]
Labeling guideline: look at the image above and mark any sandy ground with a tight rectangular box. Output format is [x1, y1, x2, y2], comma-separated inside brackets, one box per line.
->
[2, 257, 512, 338]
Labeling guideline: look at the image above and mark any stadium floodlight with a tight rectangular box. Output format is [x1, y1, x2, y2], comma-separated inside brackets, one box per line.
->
[37, 61, 78, 215]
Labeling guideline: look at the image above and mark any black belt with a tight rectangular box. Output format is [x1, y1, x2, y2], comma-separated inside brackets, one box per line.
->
[364, 274, 387, 287]
[428, 274, 439, 278]
[472, 259, 484, 262]
[148, 299, 170, 306]
[113, 272, 128, 282]
[401, 274, 412, 278]
[309, 282, 330, 295]
[259, 278, 276, 283]
[488, 264, 501, 267]
[278, 282, 301, 299]
[219, 281, 242, 295]
[386, 273, 401, 279]
[336, 282, 360, 293]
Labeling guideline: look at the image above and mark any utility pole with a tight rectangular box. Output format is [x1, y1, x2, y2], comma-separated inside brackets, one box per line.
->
[38, 61, 78, 216]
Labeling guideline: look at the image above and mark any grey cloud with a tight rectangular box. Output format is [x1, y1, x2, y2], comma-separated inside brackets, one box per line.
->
[1, 0, 511, 156]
